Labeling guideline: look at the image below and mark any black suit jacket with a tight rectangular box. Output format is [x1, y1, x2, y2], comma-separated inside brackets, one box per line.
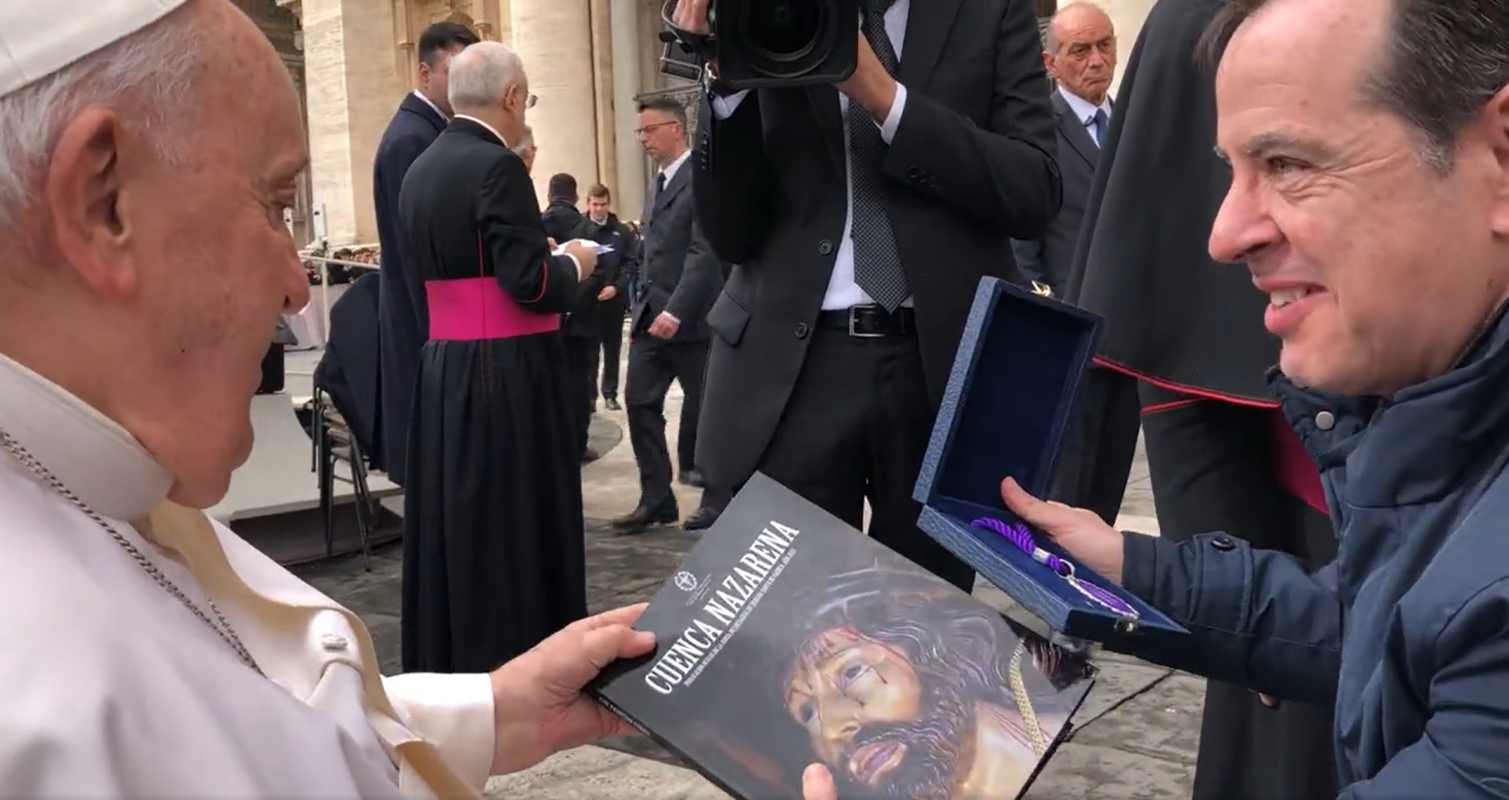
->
[374, 92, 447, 485]
[399, 119, 579, 314]
[631, 161, 722, 343]
[1012, 90, 1104, 296]
[692, 0, 1061, 488]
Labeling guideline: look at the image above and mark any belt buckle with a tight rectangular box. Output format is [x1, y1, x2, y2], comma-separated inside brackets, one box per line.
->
[848, 306, 886, 339]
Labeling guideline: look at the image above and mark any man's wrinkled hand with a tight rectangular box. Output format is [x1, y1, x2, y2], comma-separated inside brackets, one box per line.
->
[1000, 477, 1125, 585]
[835, 30, 898, 121]
[803, 764, 837, 800]
[648, 312, 680, 340]
[488, 604, 655, 775]
[563, 240, 599, 280]
[597, 286, 618, 302]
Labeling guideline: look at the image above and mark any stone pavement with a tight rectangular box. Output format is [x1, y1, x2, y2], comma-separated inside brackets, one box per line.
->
[278, 345, 1198, 799]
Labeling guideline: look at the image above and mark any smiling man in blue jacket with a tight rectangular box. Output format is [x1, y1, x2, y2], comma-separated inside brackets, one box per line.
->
[1003, 0, 1509, 795]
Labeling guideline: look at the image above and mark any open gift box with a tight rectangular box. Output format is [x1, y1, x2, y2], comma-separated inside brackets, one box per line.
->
[914, 277, 1187, 640]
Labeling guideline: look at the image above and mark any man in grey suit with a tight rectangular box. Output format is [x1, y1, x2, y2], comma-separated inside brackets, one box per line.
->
[1011, 3, 1141, 528]
[612, 97, 723, 534]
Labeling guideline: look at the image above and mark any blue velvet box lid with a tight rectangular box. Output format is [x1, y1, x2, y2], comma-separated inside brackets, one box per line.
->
[913, 278, 1187, 639]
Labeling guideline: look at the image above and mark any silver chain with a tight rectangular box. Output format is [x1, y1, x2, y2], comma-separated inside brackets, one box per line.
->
[0, 424, 265, 676]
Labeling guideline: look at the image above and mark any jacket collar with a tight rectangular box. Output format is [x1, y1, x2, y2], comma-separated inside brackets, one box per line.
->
[1278, 301, 1509, 507]
[401, 91, 448, 134]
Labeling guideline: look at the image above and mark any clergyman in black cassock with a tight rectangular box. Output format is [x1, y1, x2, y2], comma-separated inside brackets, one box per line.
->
[1062, 1, 1337, 797]
[397, 96, 587, 673]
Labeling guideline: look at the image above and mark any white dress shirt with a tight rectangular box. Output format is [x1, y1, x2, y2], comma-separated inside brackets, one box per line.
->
[711, 0, 913, 310]
[412, 89, 448, 121]
[658, 148, 693, 188]
[1057, 85, 1113, 147]
[648, 148, 695, 325]
[0, 353, 495, 797]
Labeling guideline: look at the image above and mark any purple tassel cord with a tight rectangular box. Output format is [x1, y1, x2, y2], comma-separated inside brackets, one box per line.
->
[971, 517, 1140, 620]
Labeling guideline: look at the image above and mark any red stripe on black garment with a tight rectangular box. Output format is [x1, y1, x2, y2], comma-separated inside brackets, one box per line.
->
[1140, 398, 1204, 416]
[1092, 355, 1278, 409]
[1091, 356, 1328, 515]
[524, 257, 550, 304]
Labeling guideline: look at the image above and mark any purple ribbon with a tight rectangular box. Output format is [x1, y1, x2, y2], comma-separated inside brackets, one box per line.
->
[971, 517, 1140, 620]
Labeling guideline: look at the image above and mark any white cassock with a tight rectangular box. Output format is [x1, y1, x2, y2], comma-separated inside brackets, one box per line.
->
[0, 353, 494, 797]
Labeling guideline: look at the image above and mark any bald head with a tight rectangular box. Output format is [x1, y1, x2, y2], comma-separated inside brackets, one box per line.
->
[0, 0, 312, 507]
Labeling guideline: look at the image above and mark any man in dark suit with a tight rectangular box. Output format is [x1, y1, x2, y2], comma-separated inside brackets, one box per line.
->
[673, 0, 1061, 590]
[373, 21, 478, 486]
[399, 41, 599, 673]
[611, 98, 723, 534]
[1011, 3, 1140, 527]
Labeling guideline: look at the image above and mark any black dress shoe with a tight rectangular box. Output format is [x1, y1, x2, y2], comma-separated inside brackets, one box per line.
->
[611, 502, 678, 534]
[604, 397, 622, 411]
[682, 506, 722, 532]
[678, 469, 706, 488]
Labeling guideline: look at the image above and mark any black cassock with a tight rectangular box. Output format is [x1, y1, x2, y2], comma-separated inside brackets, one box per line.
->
[397, 117, 586, 673]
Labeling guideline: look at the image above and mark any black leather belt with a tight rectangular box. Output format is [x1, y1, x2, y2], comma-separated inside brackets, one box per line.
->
[815, 305, 917, 338]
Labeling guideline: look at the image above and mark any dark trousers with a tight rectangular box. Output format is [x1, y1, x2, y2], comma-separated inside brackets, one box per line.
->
[756, 329, 974, 592]
[563, 334, 599, 455]
[626, 334, 708, 510]
[1139, 384, 1339, 800]
[595, 296, 627, 401]
[1050, 365, 1142, 524]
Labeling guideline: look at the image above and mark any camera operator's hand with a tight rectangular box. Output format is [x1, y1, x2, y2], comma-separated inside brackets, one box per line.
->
[671, 0, 711, 35]
[1000, 477, 1125, 585]
[836, 31, 900, 123]
[562, 240, 599, 281]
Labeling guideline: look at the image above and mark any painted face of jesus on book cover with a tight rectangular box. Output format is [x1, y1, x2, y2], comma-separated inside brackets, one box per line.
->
[781, 568, 1090, 800]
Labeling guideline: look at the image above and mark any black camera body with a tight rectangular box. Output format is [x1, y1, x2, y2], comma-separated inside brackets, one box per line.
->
[663, 0, 859, 90]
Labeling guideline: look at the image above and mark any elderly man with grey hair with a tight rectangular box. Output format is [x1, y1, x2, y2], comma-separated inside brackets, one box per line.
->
[0, 1, 658, 796]
[397, 40, 602, 678]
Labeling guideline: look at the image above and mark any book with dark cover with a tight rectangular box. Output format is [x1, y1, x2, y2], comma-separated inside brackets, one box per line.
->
[593, 473, 1096, 800]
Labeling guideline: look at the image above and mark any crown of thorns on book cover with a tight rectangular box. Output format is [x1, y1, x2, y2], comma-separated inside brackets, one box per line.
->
[615, 545, 1095, 800]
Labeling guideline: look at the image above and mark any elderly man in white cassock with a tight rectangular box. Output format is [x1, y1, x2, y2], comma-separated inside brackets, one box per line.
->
[0, 0, 671, 796]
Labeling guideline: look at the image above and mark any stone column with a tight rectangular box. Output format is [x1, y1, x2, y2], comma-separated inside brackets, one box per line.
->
[611, 0, 647, 220]
[287, 0, 405, 245]
[590, 0, 617, 198]
[510, 0, 598, 206]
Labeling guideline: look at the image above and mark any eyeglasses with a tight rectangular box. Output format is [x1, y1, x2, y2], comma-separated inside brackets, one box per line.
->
[634, 121, 680, 138]
[526, 93, 538, 109]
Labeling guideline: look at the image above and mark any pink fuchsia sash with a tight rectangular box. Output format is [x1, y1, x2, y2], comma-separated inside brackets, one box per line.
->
[426, 277, 560, 341]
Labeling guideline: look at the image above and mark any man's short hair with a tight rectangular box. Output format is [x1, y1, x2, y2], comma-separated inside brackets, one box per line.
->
[418, 21, 479, 68]
[548, 173, 578, 202]
[637, 96, 688, 128]
[1200, 0, 1509, 172]
[587, 183, 611, 201]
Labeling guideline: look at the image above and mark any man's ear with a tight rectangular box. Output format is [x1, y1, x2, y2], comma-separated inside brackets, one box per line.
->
[1488, 82, 1509, 239]
[44, 108, 139, 299]
[417, 61, 432, 92]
